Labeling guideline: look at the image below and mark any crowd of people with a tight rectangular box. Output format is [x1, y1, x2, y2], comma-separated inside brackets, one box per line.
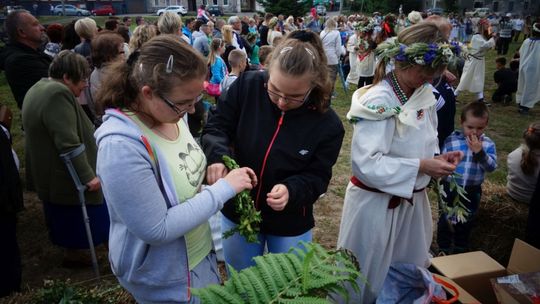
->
[0, 5, 539, 303]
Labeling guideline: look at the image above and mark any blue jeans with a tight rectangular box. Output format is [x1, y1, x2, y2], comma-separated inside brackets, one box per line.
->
[221, 215, 312, 271]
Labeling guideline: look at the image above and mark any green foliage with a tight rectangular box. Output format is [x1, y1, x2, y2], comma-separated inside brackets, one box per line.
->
[350, 0, 391, 14]
[192, 242, 362, 303]
[256, 0, 311, 17]
[222, 155, 262, 243]
[33, 279, 125, 304]
[432, 174, 471, 224]
[443, 0, 459, 13]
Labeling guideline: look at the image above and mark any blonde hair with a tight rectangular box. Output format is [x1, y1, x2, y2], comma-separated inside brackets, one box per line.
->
[324, 18, 337, 31]
[373, 23, 446, 84]
[157, 11, 182, 35]
[97, 35, 207, 113]
[269, 37, 331, 112]
[222, 25, 234, 45]
[208, 38, 224, 66]
[129, 24, 157, 52]
[258, 45, 273, 67]
[228, 49, 246, 68]
[74, 17, 97, 40]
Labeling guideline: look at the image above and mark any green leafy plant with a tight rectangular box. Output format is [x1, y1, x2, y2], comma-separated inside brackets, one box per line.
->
[192, 242, 362, 303]
[222, 155, 262, 243]
[432, 173, 471, 224]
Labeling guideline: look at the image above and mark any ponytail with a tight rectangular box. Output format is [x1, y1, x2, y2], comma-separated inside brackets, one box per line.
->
[520, 122, 540, 175]
[95, 53, 139, 114]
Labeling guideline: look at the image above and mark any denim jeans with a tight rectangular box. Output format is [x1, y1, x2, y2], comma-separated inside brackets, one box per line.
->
[221, 215, 312, 271]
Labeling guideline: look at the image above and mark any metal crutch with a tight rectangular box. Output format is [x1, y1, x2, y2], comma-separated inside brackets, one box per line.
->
[59, 144, 100, 279]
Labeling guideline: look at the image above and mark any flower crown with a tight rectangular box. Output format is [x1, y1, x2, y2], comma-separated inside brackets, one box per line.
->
[353, 20, 375, 33]
[375, 38, 464, 67]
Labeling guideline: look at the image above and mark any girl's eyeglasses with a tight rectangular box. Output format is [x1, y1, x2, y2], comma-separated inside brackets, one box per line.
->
[160, 94, 203, 114]
[265, 82, 313, 105]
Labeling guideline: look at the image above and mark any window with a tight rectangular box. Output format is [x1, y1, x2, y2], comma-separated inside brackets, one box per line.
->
[223, 0, 229, 5]
[213, 0, 218, 4]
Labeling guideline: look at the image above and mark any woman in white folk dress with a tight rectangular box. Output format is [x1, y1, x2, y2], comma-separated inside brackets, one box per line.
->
[455, 18, 496, 102]
[337, 23, 463, 303]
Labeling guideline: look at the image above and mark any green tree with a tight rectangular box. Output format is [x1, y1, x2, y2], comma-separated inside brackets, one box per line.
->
[443, 0, 459, 13]
[256, 0, 311, 17]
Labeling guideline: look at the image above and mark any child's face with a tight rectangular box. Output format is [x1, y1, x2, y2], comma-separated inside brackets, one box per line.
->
[461, 113, 488, 137]
[496, 62, 504, 69]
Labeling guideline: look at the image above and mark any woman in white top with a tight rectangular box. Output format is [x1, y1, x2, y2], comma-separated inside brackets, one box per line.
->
[455, 18, 496, 102]
[267, 17, 283, 46]
[507, 122, 540, 203]
[320, 18, 344, 94]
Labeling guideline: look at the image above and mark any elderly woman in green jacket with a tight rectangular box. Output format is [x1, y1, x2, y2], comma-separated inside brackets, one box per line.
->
[22, 50, 108, 266]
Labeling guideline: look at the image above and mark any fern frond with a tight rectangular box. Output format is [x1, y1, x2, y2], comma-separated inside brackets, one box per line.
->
[253, 255, 282, 296]
[193, 243, 362, 304]
[243, 267, 272, 304]
[265, 254, 290, 289]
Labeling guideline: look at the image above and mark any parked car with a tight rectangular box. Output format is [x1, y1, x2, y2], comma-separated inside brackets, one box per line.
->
[91, 5, 115, 16]
[156, 5, 187, 16]
[207, 5, 223, 16]
[4, 5, 25, 15]
[316, 4, 326, 16]
[53, 4, 90, 16]
[427, 7, 444, 15]
[465, 7, 491, 17]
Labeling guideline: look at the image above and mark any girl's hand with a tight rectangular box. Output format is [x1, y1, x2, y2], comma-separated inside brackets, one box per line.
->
[266, 184, 289, 211]
[223, 167, 257, 194]
[86, 177, 101, 192]
[207, 163, 228, 185]
[419, 158, 456, 178]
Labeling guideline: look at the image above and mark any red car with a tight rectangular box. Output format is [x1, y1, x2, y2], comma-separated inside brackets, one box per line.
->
[91, 5, 115, 16]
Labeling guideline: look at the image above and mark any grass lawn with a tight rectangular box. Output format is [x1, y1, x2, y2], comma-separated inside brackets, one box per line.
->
[1, 27, 537, 302]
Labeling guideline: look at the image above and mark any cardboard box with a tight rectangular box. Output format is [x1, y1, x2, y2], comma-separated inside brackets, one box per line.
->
[431, 239, 540, 304]
[491, 271, 540, 304]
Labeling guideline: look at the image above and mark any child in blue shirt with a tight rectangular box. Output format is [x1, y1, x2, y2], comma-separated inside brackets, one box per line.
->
[437, 101, 497, 254]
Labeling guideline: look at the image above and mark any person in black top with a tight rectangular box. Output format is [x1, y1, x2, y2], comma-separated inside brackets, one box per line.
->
[493, 56, 518, 104]
[0, 125, 23, 298]
[258, 13, 273, 46]
[202, 31, 344, 271]
[0, 11, 51, 109]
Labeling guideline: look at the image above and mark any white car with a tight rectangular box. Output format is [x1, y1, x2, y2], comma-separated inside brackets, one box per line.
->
[156, 5, 187, 16]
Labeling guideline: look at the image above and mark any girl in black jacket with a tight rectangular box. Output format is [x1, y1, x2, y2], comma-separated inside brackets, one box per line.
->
[202, 31, 345, 271]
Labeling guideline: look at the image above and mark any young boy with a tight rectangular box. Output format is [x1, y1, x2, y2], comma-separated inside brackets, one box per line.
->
[437, 102, 497, 254]
[221, 49, 247, 95]
[493, 56, 518, 104]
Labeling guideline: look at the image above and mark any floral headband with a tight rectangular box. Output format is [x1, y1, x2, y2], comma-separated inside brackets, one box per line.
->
[353, 20, 375, 33]
[375, 38, 464, 67]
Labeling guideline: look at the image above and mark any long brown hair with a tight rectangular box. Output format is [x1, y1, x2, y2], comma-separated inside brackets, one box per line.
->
[373, 22, 446, 84]
[96, 35, 207, 113]
[269, 32, 331, 112]
[521, 122, 540, 175]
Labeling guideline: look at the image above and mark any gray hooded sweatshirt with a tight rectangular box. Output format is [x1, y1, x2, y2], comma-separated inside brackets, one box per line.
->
[95, 109, 235, 303]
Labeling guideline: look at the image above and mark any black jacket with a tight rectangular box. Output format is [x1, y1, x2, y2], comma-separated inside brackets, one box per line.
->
[0, 128, 23, 215]
[0, 42, 51, 109]
[202, 70, 344, 236]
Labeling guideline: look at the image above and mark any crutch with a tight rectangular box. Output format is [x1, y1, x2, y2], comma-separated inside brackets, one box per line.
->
[338, 61, 349, 94]
[60, 144, 100, 279]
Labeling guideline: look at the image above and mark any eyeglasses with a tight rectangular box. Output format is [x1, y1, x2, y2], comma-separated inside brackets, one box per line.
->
[159, 93, 203, 115]
[265, 82, 313, 105]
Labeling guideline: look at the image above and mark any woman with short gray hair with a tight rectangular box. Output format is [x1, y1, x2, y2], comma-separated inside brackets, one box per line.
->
[22, 50, 109, 267]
